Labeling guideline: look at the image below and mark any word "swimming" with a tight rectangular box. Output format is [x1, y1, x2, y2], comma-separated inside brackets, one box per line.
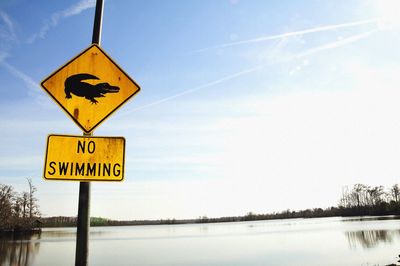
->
[47, 162, 121, 177]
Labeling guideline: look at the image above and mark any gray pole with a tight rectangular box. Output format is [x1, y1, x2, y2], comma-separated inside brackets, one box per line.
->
[75, 179, 91, 266]
[75, 1, 104, 265]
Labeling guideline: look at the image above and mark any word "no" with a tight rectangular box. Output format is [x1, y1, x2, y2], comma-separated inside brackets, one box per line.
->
[77, 140, 96, 154]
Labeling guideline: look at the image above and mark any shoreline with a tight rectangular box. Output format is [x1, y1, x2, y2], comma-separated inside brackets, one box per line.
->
[38, 213, 400, 228]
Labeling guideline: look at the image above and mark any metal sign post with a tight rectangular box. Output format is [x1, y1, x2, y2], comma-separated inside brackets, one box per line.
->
[40, 0, 140, 264]
[75, 1, 103, 265]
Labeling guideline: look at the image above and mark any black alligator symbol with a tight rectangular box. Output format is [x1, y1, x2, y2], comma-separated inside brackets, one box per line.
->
[64, 73, 120, 104]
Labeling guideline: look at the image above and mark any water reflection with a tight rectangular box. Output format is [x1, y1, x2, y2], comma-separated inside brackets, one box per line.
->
[345, 229, 400, 249]
[0, 232, 41, 266]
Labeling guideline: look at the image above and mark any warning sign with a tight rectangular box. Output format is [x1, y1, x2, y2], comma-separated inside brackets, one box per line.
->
[41, 44, 140, 133]
[44, 134, 125, 182]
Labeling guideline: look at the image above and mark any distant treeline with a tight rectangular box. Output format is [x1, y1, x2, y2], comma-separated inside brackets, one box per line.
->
[39, 183, 400, 227]
[0, 180, 41, 232]
[42, 216, 112, 227]
[338, 183, 400, 216]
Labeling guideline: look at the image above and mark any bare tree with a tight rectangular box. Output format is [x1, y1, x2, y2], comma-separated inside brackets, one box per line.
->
[367, 186, 385, 206]
[391, 184, 400, 203]
[339, 186, 350, 208]
[21, 192, 29, 218]
[0, 184, 15, 230]
[26, 178, 40, 219]
[350, 184, 369, 208]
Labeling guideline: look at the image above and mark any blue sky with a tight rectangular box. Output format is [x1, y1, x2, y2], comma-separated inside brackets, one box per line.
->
[1, 0, 400, 219]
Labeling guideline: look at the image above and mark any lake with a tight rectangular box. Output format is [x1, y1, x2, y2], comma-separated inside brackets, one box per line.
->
[1, 216, 400, 266]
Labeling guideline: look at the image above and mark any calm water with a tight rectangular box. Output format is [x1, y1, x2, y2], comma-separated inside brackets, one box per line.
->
[1, 216, 400, 266]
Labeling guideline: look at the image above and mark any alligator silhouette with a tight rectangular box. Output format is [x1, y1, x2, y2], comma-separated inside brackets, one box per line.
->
[64, 73, 120, 104]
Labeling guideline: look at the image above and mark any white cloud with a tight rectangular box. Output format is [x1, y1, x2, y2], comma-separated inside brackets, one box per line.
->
[59, 0, 96, 18]
[0, 10, 17, 42]
[120, 29, 376, 117]
[0, 155, 42, 170]
[117, 65, 263, 117]
[0, 51, 8, 62]
[374, 0, 400, 30]
[0, 10, 17, 58]
[294, 30, 377, 59]
[0, 60, 41, 97]
[27, 0, 96, 43]
[196, 18, 379, 52]
[87, 62, 400, 220]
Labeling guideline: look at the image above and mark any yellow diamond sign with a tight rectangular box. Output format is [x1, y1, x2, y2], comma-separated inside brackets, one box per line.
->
[41, 44, 140, 133]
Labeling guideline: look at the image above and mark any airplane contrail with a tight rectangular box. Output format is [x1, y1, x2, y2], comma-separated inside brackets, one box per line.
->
[116, 65, 263, 116]
[0, 60, 41, 92]
[27, 0, 96, 43]
[293, 29, 377, 59]
[195, 18, 380, 52]
[119, 29, 377, 116]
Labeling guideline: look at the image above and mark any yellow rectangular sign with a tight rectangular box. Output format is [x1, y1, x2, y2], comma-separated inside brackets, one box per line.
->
[44, 134, 125, 181]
